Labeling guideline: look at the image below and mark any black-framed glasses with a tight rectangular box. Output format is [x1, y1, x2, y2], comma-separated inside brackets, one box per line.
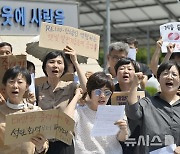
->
[94, 89, 112, 97]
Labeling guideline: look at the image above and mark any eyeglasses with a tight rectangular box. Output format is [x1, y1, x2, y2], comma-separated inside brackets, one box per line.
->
[94, 89, 112, 97]
[110, 55, 125, 61]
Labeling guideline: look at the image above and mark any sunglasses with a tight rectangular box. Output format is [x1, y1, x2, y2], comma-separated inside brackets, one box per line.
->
[94, 89, 112, 97]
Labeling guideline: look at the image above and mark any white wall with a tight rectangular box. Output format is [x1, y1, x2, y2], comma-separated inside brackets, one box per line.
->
[0, 36, 44, 77]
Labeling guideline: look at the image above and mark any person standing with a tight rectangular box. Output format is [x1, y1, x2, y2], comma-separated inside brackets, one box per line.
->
[0, 66, 48, 154]
[38, 46, 87, 154]
[126, 61, 180, 153]
[105, 42, 129, 84]
[64, 72, 128, 154]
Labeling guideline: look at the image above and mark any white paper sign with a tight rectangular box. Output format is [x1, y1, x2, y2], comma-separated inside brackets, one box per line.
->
[29, 73, 36, 94]
[28, 73, 36, 105]
[91, 105, 125, 137]
[160, 22, 180, 53]
[127, 48, 136, 60]
[150, 144, 176, 154]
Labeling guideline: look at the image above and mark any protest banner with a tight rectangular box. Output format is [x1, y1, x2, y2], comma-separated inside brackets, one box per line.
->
[39, 22, 100, 59]
[4, 108, 75, 145]
[111, 91, 145, 105]
[160, 22, 180, 53]
[0, 55, 27, 100]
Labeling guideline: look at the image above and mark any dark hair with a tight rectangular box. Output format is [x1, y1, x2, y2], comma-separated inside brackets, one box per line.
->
[114, 57, 140, 75]
[2, 66, 31, 86]
[86, 72, 114, 98]
[42, 51, 68, 77]
[27, 60, 35, 71]
[170, 52, 180, 60]
[157, 61, 180, 81]
[0, 42, 13, 52]
[123, 37, 138, 48]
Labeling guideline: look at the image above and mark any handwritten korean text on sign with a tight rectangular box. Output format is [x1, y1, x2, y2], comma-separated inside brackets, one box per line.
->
[39, 22, 100, 59]
[4, 108, 75, 145]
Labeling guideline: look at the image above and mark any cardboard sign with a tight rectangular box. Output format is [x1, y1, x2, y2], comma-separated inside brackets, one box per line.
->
[160, 22, 180, 53]
[0, 55, 27, 98]
[111, 91, 145, 105]
[35, 73, 74, 86]
[39, 22, 100, 59]
[4, 108, 75, 145]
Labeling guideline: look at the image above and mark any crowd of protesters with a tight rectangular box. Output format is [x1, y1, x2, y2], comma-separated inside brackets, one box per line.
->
[0, 35, 180, 154]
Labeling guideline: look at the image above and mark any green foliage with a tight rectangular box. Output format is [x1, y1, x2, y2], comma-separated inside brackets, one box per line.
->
[136, 47, 164, 65]
[98, 48, 105, 67]
[136, 47, 147, 64]
[145, 86, 158, 96]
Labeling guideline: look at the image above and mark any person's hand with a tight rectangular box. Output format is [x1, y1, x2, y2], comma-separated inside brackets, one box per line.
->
[0, 93, 6, 105]
[31, 134, 47, 153]
[27, 92, 36, 105]
[134, 72, 144, 86]
[174, 146, 180, 154]
[114, 119, 128, 132]
[167, 43, 175, 54]
[114, 119, 128, 141]
[106, 73, 113, 79]
[75, 88, 84, 100]
[140, 75, 148, 90]
[156, 38, 163, 49]
[64, 46, 78, 64]
[85, 71, 93, 79]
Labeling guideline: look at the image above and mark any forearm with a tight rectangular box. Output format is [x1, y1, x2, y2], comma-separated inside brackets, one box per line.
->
[64, 94, 79, 119]
[140, 75, 148, 90]
[73, 62, 87, 92]
[150, 47, 161, 76]
[127, 82, 139, 105]
[161, 52, 172, 64]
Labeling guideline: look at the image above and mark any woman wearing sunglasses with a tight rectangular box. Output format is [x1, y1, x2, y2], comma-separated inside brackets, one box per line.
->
[64, 72, 128, 154]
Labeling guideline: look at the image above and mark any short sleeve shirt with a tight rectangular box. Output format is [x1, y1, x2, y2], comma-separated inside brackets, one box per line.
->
[38, 81, 78, 111]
